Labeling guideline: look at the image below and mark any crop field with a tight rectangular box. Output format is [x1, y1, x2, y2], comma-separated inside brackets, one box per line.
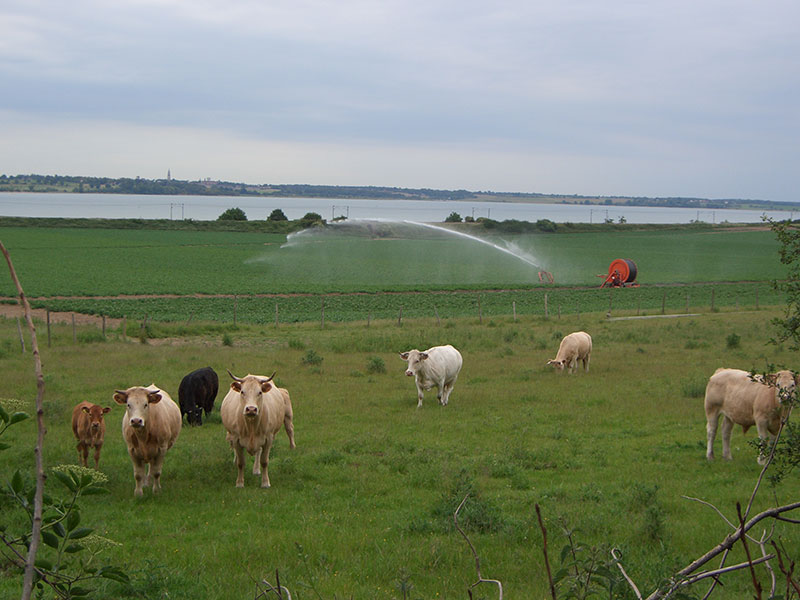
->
[0, 224, 787, 326]
[1, 308, 799, 599]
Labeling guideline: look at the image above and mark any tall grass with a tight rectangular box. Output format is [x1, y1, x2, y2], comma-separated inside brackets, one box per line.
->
[1, 308, 798, 598]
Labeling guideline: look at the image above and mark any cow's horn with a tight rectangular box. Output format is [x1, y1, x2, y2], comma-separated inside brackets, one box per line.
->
[265, 371, 277, 383]
[226, 369, 244, 382]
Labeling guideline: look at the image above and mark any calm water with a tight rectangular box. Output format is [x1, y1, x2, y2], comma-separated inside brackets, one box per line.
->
[0, 192, 794, 224]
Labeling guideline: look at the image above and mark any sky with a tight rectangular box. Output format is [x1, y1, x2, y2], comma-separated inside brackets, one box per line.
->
[1, 0, 798, 201]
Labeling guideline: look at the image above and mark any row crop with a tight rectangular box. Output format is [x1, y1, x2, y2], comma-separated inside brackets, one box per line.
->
[30, 282, 781, 325]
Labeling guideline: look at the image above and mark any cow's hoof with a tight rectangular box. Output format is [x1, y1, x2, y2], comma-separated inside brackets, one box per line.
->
[261, 483, 271, 489]
[236, 482, 244, 488]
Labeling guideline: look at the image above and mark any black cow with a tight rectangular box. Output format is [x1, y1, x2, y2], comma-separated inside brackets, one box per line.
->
[178, 367, 219, 426]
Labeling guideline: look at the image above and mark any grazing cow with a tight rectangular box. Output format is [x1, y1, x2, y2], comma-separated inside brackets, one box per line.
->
[220, 371, 296, 488]
[705, 368, 796, 464]
[399, 344, 463, 408]
[71, 402, 111, 470]
[178, 366, 219, 426]
[114, 385, 181, 497]
[546, 331, 592, 374]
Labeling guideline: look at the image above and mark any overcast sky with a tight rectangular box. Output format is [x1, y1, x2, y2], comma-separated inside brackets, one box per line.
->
[1, 0, 798, 201]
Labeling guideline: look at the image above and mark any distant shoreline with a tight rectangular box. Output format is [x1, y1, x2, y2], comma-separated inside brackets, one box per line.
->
[2, 173, 798, 211]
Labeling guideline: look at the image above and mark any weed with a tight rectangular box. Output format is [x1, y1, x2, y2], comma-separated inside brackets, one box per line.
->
[727, 331, 742, 348]
[366, 356, 386, 374]
[302, 349, 324, 366]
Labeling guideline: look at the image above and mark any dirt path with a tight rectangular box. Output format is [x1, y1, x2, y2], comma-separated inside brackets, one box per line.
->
[0, 302, 123, 328]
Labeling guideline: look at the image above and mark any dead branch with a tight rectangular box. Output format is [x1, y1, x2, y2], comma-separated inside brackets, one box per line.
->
[735, 503, 762, 599]
[454, 494, 503, 600]
[684, 554, 775, 585]
[1, 242, 47, 600]
[611, 548, 642, 600]
[535, 504, 557, 600]
[771, 540, 800, 598]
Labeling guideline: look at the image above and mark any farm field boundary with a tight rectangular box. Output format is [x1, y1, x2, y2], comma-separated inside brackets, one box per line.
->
[0, 280, 780, 326]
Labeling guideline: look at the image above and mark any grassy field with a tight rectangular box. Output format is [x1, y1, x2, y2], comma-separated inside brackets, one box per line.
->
[1, 308, 799, 599]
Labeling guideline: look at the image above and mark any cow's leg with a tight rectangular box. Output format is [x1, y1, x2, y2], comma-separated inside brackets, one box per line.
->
[260, 436, 274, 488]
[284, 413, 296, 450]
[77, 441, 88, 467]
[705, 413, 719, 460]
[720, 416, 734, 460]
[583, 355, 590, 373]
[149, 452, 166, 494]
[441, 380, 454, 405]
[93, 444, 102, 470]
[415, 380, 425, 408]
[233, 442, 246, 487]
[253, 448, 262, 475]
[130, 453, 147, 497]
[755, 420, 775, 466]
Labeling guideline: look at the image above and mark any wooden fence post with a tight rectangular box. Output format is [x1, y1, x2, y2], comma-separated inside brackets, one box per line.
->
[756, 289, 759, 309]
[478, 295, 482, 324]
[398, 306, 403, 326]
[275, 303, 279, 327]
[544, 293, 549, 319]
[711, 288, 715, 312]
[685, 293, 689, 313]
[608, 291, 613, 316]
[434, 305, 441, 326]
[17, 317, 25, 353]
[557, 305, 561, 320]
[122, 316, 127, 341]
[367, 311, 371, 328]
[46, 309, 51, 347]
[233, 294, 238, 326]
[102, 315, 106, 338]
[512, 301, 516, 321]
[661, 291, 666, 315]
[72, 314, 76, 344]
[321, 298, 325, 329]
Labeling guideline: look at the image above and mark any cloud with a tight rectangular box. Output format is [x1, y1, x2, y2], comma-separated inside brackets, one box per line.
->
[1, 0, 798, 200]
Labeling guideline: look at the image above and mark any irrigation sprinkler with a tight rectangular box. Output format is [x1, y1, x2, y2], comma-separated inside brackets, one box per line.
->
[598, 259, 639, 288]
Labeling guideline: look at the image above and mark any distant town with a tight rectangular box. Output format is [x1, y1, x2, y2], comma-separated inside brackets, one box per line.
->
[2, 173, 798, 211]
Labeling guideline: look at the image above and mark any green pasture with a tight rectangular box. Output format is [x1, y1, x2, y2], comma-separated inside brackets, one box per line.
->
[0, 226, 786, 299]
[1, 308, 799, 599]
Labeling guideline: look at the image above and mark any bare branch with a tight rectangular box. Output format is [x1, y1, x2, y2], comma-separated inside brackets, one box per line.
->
[1, 242, 47, 600]
[736, 503, 762, 600]
[535, 504, 557, 600]
[454, 494, 503, 600]
[611, 548, 642, 600]
[684, 555, 775, 585]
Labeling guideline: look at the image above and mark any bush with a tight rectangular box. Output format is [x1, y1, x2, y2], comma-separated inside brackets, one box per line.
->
[726, 332, 741, 348]
[268, 209, 288, 221]
[218, 207, 247, 221]
[366, 356, 386, 374]
[302, 349, 323, 366]
[444, 212, 462, 223]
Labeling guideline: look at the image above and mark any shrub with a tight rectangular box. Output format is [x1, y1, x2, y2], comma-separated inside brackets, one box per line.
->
[444, 212, 462, 223]
[302, 349, 323, 366]
[217, 207, 247, 221]
[222, 333, 233, 346]
[268, 208, 288, 221]
[726, 331, 741, 348]
[366, 356, 386, 374]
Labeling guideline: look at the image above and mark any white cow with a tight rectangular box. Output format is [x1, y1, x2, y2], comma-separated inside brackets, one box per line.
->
[547, 331, 592, 374]
[220, 371, 296, 488]
[399, 344, 463, 408]
[114, 385, 181, 497]
[705, 368, 796, 464]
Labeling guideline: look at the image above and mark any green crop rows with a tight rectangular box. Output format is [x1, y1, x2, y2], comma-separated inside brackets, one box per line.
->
[0, 225, 787, 324]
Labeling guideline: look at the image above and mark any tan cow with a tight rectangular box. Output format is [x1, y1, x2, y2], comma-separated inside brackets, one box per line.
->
[547, 331, 592, 373]
[114, 384, 181, 497]
[220, 371, 296, 488]
[71, 401, 111, 470]
[705, 368, 796, 464]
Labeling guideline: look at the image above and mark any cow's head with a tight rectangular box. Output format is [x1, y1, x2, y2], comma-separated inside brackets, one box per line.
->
[227, 370, 275, 418]
[772, 370, 797, 403]
[546, 359, 566, 371]
[399, 350, 428, 377]
[114, 387, 162, 429]
[82, 404, 111, 430]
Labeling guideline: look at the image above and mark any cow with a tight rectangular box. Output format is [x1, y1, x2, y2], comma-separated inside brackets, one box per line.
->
[220, 370, 296, 488]
[71, 402, 111, 470]
[399, 344, 463, 408]
[705, 367, 796, 464]
[178, 366, 219, 426]
[114, 384, 181, 497]
[546, 331, 592, 374]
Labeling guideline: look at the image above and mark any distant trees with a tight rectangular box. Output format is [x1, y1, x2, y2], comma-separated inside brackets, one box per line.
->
[299, 212, 324, 227]
[445, 212, 463, 223]
[268, 209, 288, 222]
[218, 207, 247, 221]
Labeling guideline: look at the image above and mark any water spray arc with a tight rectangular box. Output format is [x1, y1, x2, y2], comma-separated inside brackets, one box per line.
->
[402, 220, 542, 269]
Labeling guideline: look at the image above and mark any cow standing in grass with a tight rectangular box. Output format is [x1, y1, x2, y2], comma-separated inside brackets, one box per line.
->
[704, 368, 796, 464]
[115, 385, 181, 497]
[178, 366, 219, 426]
[399, 344, 463, 408]
[71, 402, 111, 470]
[547, 331, 592, 374]
[221, 371, 296, 488]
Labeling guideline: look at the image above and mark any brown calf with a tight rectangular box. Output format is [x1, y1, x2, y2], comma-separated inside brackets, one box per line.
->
[71, 401, 111, 470]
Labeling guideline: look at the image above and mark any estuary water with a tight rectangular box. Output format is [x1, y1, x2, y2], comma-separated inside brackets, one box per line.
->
[0, 191, 795, 224]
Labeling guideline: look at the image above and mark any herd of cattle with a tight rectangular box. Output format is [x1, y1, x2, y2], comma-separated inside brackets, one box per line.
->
[70, 332, 796, 497]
